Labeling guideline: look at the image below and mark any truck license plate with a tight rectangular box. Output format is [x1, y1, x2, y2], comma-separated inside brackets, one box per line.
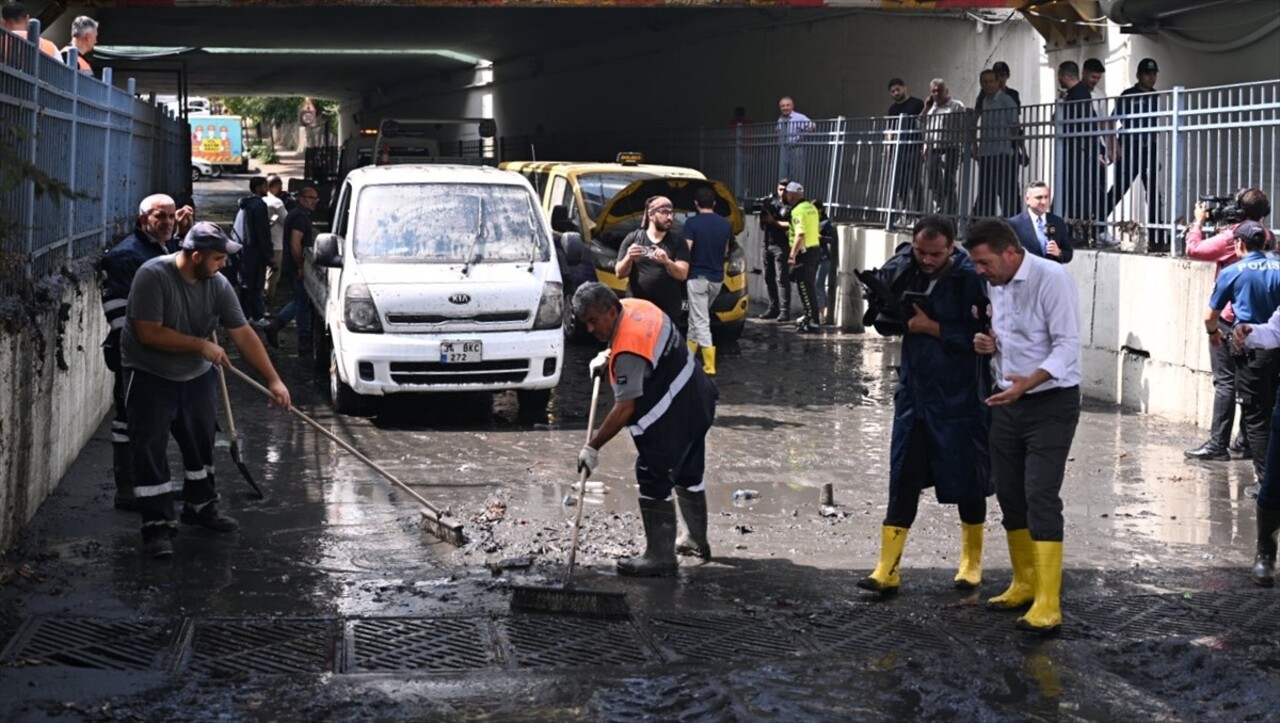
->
[440, 340, 483, 363]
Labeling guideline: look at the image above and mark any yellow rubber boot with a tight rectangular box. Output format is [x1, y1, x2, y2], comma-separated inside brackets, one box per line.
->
[686, 339, 699, 358]
[986, 528, 1036, 610]
[953, 522, 984, 589]
[856, 526, 909, 595]
[702, 345, 716, 376]
[1017, 541, 1063, 634]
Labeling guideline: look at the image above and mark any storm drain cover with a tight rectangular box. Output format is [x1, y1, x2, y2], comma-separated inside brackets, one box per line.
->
[1071, 594, 1220, 640]
[1179, 590, 1280, 629]
[1, 618, 176, 671]
[348, 617, 495, 673]
[795, 605, 952, 658]
[647, 612, 802, 663]
[502, 614, 650, 668]
[186, 619, 336, 676]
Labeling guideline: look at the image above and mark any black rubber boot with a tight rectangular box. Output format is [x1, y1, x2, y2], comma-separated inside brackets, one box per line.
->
[674, 488, 711, 561]
[1253, 504, 1280, 587]
[617, 498, 678, 577]
[180, 502, 239, 533]
[112, 442, 138, 511]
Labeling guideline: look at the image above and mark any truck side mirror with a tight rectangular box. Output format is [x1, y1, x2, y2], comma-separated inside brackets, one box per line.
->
[314, 233, 343, 268]
[550, 205, 575, 233]
[560, 231, 584, 266]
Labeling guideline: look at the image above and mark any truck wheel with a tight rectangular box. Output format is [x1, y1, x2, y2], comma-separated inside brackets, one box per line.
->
[312, 318, 331, 374]
[191, 166, 203, 183]
[516, 389, 552, 424]
[330, 347, 369, 416]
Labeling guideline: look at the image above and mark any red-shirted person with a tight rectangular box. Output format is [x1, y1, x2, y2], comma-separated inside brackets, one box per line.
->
[573, 283, 719, 577]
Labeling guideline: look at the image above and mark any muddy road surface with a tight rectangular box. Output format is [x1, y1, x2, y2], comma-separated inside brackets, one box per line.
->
[0, 178, 1276, 720]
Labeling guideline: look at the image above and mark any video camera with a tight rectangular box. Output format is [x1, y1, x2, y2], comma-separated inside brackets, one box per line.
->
[1199, 193, 1247, 226]
[855, 242, 922, 336]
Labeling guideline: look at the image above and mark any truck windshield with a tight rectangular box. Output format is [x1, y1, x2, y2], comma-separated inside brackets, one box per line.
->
[352, 184, 549, 264]
[576, 171, 657, 221]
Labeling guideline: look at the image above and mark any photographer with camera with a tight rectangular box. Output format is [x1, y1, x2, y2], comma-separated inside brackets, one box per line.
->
[757, 179, 793, 321]
[1203, 221, 1280, 501]
[1185, 188, 1274, 462]
[857, 215, 992, 597]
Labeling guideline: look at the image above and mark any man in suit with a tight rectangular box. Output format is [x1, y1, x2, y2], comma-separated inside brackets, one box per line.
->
[1008, 182, 1072, 264]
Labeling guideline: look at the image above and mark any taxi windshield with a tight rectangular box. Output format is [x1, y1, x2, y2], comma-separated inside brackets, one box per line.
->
[576, 171, 658, 221]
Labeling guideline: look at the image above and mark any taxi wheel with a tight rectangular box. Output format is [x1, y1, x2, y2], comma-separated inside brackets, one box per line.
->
[330, 347, 370, 417]
[516, 389, 552, 424]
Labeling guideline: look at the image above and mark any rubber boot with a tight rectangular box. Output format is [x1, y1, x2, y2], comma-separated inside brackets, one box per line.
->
[856, 526, 908, 595]
[702, 346, 716, 376]
[674, 488, 711, 560]
[1016, 541, 1063, 634]
[687, 339, 698, 356]
[112, 442, 138, 511]
[1252, 504, 1280, 587]
[953, 522, 984, 589]
[987, 528, 1037, 610]
[617, 497, 678, 577]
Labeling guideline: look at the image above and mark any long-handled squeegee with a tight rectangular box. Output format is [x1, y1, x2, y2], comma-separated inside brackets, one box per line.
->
[224, 364, 465, 546]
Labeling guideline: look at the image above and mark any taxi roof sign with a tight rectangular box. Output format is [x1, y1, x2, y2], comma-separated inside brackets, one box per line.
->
[616, 152, 644, 166]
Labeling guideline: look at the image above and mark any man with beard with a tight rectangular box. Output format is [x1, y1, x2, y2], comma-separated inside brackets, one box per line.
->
[122, 222, 290, 559]
[885, 79, 925, 226]
[615, 195, 691, 328]
[858, 215, 993, 596]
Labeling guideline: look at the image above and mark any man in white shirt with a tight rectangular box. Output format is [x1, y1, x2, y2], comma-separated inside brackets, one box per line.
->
[968, 218, 1081, 635]
[263, 176, 288, 304]
[922, 79, 966, 215]
[776, 96, 815, 181]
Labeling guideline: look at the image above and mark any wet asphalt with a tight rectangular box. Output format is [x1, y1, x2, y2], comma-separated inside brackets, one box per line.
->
[0, 174, 1277, 721]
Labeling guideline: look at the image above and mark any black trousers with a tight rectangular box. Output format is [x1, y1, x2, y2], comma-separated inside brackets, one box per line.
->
[884, 420, 986, 528]
[636, 436, 706, 501]
[793, 247, 821, 322]
[762, 243, 791, 313]
[1207, 322, 1240, 451]
[1106, 142, 1161, 224]
[1235, 347, 1280, 482]
[926, 148, 959, 215]
[990, 386, 1081, 542]
[974, 155, 1020, 218]
[890, 147, 924, 213]
[1063, 144, 1105, 231]
[125, 367, 220, 541]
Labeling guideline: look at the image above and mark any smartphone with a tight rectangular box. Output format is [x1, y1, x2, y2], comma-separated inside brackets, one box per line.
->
[901, 291, 929, 309]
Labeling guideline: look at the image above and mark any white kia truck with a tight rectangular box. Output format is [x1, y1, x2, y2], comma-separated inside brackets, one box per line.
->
[306, 164, 568, 419]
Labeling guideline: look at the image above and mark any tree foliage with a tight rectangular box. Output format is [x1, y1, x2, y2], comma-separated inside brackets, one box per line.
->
[214, 97, 341, 128]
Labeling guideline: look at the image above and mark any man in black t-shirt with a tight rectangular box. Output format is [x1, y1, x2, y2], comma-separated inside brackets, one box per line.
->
[1106, 57, 1164, 245]
[615, 195, 691, 328]
[257, 186, 318, 350]
[886, 78, 926, 224]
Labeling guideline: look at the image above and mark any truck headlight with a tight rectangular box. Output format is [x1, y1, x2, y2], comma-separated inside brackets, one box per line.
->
[533, 281, 564, 330]
[344, 283, 383, 333]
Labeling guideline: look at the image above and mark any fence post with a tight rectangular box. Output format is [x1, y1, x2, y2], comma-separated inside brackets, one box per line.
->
[825, 116, 845, 212]
[884, 117, 902, 230]
[957, 111, 974, 237]
[100, 67, 114, 248]
[66, 48, 80, 262]
[125, 78, 137, 215]
[1052, 99, 1065, 221]
[733, 123, 743, 201]
[1169, 85, 1186, 257]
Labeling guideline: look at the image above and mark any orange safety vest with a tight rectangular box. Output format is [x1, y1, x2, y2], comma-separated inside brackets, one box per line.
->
[608, 297, 666, 385]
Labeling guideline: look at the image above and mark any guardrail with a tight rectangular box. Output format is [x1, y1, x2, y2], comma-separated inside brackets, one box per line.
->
[1, 22, 186, 297]
[501, 79, 1280, 256]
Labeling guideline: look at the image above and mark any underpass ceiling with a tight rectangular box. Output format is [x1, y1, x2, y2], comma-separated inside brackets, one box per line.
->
[86, 7, 749, 97]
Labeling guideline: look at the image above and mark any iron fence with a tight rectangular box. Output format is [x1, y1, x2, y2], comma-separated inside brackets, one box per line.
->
[1, 23, 186, 297]
[501, 79, 1279, 256]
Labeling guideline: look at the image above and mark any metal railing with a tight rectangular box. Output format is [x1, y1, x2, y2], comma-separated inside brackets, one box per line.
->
[502, 79, 1280, 255]
[1, 22, 187, 297]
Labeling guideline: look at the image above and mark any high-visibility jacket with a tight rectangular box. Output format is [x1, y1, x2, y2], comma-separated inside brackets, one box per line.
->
[609, 298, 717, 458]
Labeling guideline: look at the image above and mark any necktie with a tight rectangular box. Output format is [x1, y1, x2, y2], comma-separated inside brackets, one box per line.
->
[1035, 215, 1048, 253]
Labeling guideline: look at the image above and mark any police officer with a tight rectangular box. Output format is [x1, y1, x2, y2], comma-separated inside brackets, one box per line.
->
[759, 179, 792, 321]
[1205, 221, 1280, 489]
[784, 182, 822, 333]
[97, 194, 192, 511]
[573, 282, 718, 576]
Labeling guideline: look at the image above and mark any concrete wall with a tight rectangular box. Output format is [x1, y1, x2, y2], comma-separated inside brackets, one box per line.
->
[837, 224, 1215, 428]
[0, 274, 112, 551]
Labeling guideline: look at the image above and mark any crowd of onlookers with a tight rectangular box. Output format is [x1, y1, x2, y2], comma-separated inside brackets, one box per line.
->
[2, 3, 97, 73]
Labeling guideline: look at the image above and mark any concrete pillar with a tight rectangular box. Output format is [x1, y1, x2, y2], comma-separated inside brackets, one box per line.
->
[834, 224, 863, 333]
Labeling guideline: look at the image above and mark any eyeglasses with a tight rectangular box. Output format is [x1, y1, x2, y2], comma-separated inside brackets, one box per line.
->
[651, 208, 674, 216]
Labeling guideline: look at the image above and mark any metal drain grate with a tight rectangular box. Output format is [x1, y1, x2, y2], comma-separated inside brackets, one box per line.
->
[1, 618, 176, 671]
[647, 612, 802, 663]
[348, 617, 494, 673]
[186, 619, 336, 675]
[1179, 590, 1280, 629]
[1072, 595, 1221, 639]
[502, 615, 650, 668]
[796, 605, 952, 657]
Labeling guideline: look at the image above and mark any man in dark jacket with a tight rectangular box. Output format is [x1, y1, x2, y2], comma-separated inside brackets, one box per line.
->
[233, 176, 272, 321]
[1009, 182, 1072, 264]
[858, 215, 993, 595]
[97, 193, 192, 510]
